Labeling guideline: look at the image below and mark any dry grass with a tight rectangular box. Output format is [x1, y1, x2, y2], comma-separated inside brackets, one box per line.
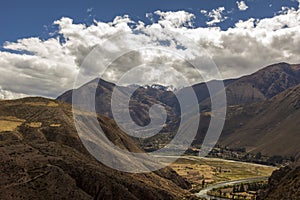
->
[0, 116, 25, 132]
[24, 101, 58, 107]
[50, 124, 61, 127]
[47, 102, 59, 107]
[169, 156, 276, 190]
[171, 163, 215, 184]
[26, 122, 42, 128]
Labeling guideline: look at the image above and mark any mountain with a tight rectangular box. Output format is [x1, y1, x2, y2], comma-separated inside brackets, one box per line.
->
[192, 82, 300, 159]
[224, 62, 300, 105]
[58, 62, 300, 113]
[57, 78, 181, 149]
[217, 83, 300, 159]
[200, 62, 300, 108]
[57, 62, 300, 157]
[0, 97, 191, 200]
[58, 78, 180, 126]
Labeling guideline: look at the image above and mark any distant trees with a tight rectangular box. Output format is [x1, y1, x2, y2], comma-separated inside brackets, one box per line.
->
[255, 152, 262, 160]
[267, 155, 284, 166]
[209, 181, 268, 199]
[240, 183, 245, 192]
[206, 145, 295, 167]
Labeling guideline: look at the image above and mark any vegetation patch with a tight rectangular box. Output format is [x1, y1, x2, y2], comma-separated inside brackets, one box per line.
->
[207, 181, 268, 199]
[49, 123, 62, 127]
[26, 122, 42, 128]
[170, 156, 276, 194]
[0, 116, 25, 131]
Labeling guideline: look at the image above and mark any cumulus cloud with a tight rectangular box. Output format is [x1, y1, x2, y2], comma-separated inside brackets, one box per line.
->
[237, 1, 249, 11]
[1, 8, 300, 99]
[201, 7, 227, 26]
[154, 10, 195, 28]
[0, 86, 27, 99]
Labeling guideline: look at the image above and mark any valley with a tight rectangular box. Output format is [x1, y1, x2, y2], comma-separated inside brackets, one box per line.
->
[58, 62, 300, 161]
[55, 62, 300, 199]
[0, 62, 299, 199]
[159, 155, 276, 199]
[2, 0, 300, 198]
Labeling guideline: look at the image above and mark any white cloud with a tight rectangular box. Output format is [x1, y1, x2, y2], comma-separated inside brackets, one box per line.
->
[154, 10, 195, 28]
[87, 7, 93, 13]
[200, 10, 207, 15]
[146, 13, 154, 22]
[237, 1, 249, 11]
[201, 7, 227, 26]
[1, 7, 300, 99]
[0, 86, 27, 99]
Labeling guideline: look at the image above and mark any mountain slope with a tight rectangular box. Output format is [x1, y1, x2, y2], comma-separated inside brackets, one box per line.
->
[57, 78, 180, 131]
[218, 83, 300, 159]
[222, 62, 300, 105]
[198, 62, 300, 109]
[0, 97, 191, 200]
[57, 62, 300, 157]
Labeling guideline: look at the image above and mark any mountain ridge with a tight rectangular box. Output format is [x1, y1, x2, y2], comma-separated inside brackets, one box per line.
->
[57, 62, 300, 158]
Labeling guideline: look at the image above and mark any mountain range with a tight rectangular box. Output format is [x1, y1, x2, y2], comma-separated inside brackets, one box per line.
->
[58, 62, 300, 159]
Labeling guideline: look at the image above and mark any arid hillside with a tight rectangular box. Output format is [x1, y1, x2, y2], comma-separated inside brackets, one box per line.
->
[258, 164, 300, 200]
[218, 83, 300, 159]
[0, 97, 191, 200]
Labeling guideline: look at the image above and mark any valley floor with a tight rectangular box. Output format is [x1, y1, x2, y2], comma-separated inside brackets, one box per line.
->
[156, 155, 276, 199]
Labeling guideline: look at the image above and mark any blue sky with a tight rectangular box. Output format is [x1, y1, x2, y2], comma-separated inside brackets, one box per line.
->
[0, 0, 300, 98]
[1, 0, 299, 46]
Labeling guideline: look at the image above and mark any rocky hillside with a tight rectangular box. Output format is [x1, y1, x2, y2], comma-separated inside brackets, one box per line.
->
[198, 62, 300, 109]
[224, 62, 300, 105]
[258, 164, 300, 200]
[0, 97, 191, 200]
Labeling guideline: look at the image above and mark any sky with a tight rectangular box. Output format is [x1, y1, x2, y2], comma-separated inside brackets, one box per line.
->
[0, 0, 300, 99]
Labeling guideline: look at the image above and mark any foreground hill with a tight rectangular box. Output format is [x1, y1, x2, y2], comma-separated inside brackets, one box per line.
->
[258, 164, 300, 200]
[0, 97, 190, 200]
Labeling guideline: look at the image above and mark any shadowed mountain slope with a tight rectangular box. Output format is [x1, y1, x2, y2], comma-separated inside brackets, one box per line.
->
[217, 83, 300, 158]
[225, 62, 300, 105]
[199, 62, 300, 108]
[258, 164, 300, 200]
